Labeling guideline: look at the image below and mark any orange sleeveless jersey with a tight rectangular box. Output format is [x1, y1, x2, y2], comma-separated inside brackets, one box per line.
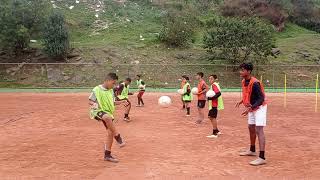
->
[241, 77, 267, 111]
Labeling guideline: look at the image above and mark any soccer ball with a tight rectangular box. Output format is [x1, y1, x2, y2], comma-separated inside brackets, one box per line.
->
[177, 89, 184, 95]
[158, 96, 172, 107]
[206, 90, 216, 98]
[191, 87, 198, 95]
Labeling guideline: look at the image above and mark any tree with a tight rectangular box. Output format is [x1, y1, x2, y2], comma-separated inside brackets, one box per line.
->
[159, 11, 197, 47]
[203, 16, 274, 64]
[43, 11, 70, 60]
[0, 0, 49, 53]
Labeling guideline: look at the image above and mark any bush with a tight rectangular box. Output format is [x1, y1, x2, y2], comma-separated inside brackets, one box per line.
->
[43, 11, 70, 60]
[203, 16, 274, 64]
[220, 0, 287, 31]
[0, 0, 49, 53]
[290, 0, 320, 32]
[159, 12, 197, 47]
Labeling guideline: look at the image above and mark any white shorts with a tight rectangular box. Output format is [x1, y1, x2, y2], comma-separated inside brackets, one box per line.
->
[248, 105, 267, 126]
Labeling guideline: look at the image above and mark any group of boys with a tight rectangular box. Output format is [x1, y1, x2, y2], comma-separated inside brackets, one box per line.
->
[180, 73, 223, 138]
[89, 63, 267, 166]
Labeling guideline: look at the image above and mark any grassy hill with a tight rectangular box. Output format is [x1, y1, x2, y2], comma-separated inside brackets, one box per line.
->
[39, 0, 319, 65]
[1, 0, 320, 88]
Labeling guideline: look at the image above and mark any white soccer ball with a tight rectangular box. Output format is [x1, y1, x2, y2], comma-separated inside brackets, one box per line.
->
[191, 87, 198, 95]
[206, 90, 216, 98]
[177, 89, 184, 95]
[158, 96, 172, 107]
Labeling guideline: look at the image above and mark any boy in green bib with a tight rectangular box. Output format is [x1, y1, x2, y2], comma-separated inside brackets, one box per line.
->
[182, 75, 193, 116]
[115, 78, 133, 122]
[89, 73, 128, 163]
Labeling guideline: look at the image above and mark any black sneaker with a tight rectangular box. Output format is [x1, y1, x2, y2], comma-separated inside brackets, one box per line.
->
[104, 154, 119, 163]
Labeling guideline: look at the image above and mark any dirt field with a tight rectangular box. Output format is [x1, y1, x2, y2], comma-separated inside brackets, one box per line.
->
[0, 92, 319, 180]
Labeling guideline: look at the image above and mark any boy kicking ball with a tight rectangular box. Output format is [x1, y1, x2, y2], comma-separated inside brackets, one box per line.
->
[115, 78, 133, 122]
[206, 75, 222, 138]
[89, 73, 127, 163]
[182, 75, 192, 116]
[236, 63, 267, 166]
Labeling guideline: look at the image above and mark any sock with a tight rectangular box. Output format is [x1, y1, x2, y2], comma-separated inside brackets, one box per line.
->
[114, 134, 123, 144]
[105, 150, 111, 157]
[124, 114, 128, 118]
[186, 107, 190, 115]
[259, 151, 265, 159]
[250, 145, 256, 152]
[213, 129, 218, 134]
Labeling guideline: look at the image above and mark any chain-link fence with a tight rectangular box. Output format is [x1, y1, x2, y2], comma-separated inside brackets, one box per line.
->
[0, 63, 319, 91]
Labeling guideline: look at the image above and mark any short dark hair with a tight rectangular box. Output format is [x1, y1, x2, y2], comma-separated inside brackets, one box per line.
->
[125, 78, 132, 82]
[182, 75, 189, 81]
[105, 73, 118, 81]
[197, 72, 204, 78]
[136, 74, 141, 78]
[210, 74, 218, 80]
[240, 63, 253, 72]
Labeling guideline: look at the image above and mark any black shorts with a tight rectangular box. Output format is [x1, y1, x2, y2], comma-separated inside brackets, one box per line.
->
[208, 107, 218, 118]
[95, 111, 114, 121]
[183, 100, 191, 103]
[197, 100, 206, 109]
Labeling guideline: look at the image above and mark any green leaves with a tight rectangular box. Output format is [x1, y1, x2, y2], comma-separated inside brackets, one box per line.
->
[203, 16, 274, 64]
[0, 0, 50, 53]
[43, 11, 70, 60]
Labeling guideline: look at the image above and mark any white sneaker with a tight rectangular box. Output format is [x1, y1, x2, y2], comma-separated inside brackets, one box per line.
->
[250, 158, 266, 166]
[186, 114, 191, 117]
[239, 150, 256, 156]
[123, 117, 131, 122]
[206, 134, 218, 138]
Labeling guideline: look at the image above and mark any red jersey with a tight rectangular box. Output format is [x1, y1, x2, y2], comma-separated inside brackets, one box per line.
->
[197, 79, 208, 100]
[211, 83, 220, 107]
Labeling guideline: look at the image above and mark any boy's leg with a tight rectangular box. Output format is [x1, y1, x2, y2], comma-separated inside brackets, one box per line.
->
[124, 100, 131, 122]
[104, 129, 119, 163]
[250, 105, 267, 166]
[240, 111, 257, 156]
[196, 100, 205, 124]
[137, 93, 141, 106]
[181, 96, 185, 109]
[102, 114, 125, 147]
[140, 92, 145, 105]
[207, 108, 220, 138]
[256, 126, 265, 158]
[185, 102, 190, 116]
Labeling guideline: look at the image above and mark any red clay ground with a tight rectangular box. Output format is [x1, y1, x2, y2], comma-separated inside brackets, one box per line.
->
[0, 92, 319, 180]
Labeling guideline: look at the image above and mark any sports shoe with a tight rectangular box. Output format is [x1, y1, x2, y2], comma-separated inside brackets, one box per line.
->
[104, 154, 119, 163]
[249, 158, 266, 166]
[136, 104, 144, 107]
[206, 134, 218, 138]
[123, 117, 131, 122]
[239, 150, 257, 156]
